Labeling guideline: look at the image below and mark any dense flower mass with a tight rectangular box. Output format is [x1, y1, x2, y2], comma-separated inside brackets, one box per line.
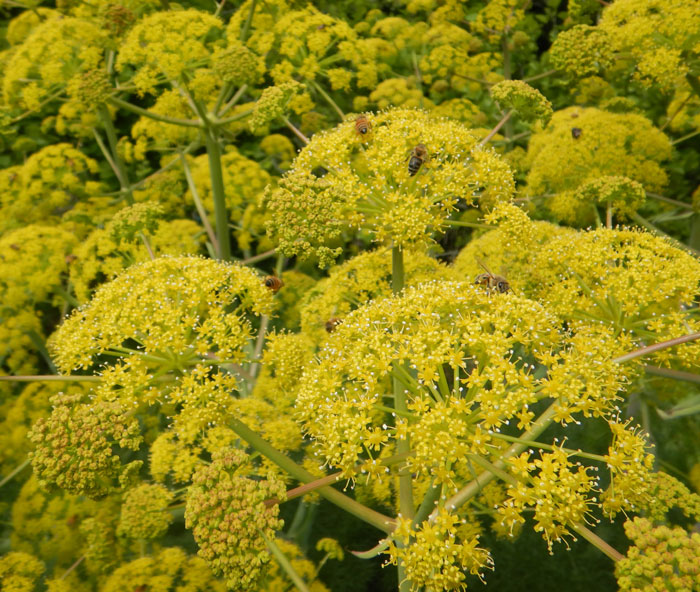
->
[1, 0, 699, 590]
[185, 448, 286, 590]
[265, 108, 515, 265]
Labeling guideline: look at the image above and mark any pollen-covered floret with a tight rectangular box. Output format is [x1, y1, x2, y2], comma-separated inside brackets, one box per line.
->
[265, 108, 515, 266]
[387, 510, 493, 592]
[185, 448, 286, 590]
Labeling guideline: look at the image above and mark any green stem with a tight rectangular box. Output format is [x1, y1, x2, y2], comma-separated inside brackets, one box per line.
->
[59, 554, 86, 580]
[443, 220, 492, 229]
[488, 433, 607, 463]
[240, 0, 257, 42]
[263, 532, 312, 592]
[26, 330, 57, 374]
[437, 402, 558, 516]
[311, 80, 345, 121]
[138, 232, 155, 259]
[97, 104, 133, 204]
[203, 128, 232, 260]
[283, 117, 310, 144]
[217, 84, 248, 118]
[0, 375, 101, 382]
[0, 458, 31, 488]
[644, 365, 700, 384]
[391, 245, 412, 592]
[241, 248, 276, 265]
[392, 246, 404, 294]
[479, 110, 513, 147]
[522, 69, 557, 83]
[54, 285, 80, 308]
[215, 107, 254, 126]
[645, 192, 693, 210]
[613, 332, 700, 364]
[501, 36, 514, 140]
[229, 418, 394, 533]
[180, 153, 220, 255]
[571, 524, 624, 562]
[108, 96, 203, 128]
[671, 129, 700, 145]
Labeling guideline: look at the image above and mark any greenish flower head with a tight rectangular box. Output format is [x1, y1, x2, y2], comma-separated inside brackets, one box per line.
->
[117, 483, 174, 540]
[549, 25, 614, 79]
[490, 80, 553, 126]
[185, 448, 286, 590]
[250, 81, 304, 133]
[213, 42, 262, 87]
[573, 175, 645, 219]
[265, 108, 515, 267]
[109, 202, 165, 245]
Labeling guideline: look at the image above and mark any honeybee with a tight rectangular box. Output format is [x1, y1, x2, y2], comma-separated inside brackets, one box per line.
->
[355, 115, 372, 137]
[65, 254, 77, 264]
[571, 127, 582, 139]
[408, 144, 428, 176]
[474, 261, 510, 294]
[325, 317, 342, 333]
[263, 276, 284, 293]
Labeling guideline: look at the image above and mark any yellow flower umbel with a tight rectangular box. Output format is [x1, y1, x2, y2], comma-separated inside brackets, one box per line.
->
[526, 107, 671, 225]
[51, 256, 273, 373]
[2, 15, 107, 110]
[185, 448, 286, 591]
[490, 80, 553, 126]
[102, 547, 226, 592]
[598, 0, 700, 93]
[117, 483, 174, 540]
[116, 9, 224, 96]
[297, 280, 624, 481]
[265, 108, 515, 266]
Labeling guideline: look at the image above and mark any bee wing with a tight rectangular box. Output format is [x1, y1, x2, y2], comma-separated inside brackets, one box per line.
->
[476, 258, 494, 278]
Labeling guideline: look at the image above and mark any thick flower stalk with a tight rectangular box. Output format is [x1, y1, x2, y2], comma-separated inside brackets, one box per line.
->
[265, 108, 515, 266]
[185, 448, 286, 590]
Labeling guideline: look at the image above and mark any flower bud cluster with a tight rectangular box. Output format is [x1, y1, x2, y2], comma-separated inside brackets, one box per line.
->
[616, 518, 700, 592]
[117, 483, 174, 540]
[28, 394, 142, 498]
[185, 448, 286, 590]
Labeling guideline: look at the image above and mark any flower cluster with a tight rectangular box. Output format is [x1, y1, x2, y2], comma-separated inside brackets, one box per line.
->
[490, 80, 552, 126]
[388, 510, 493, 592]
[28, 393, 142, 498]
[499, 447, 597, 550]
[265, 108, 514, 266]
[615, 518, 700, 592]
[185, 448, 286, 590]
[102, 547, 226, 592]
[50, 256, 273, 372]
[526, 107, 671, 224]
[116, 9, 224, 95]
[117, 483, 174, 540]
